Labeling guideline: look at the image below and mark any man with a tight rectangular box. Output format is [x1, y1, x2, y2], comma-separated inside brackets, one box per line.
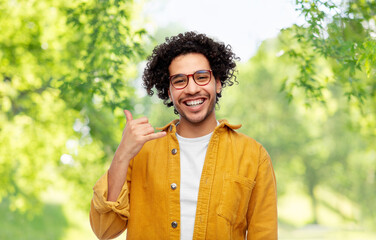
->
[90, 32, 278, 240]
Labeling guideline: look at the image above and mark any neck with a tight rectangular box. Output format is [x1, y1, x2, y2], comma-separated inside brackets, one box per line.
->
[176, 115, 217, 138]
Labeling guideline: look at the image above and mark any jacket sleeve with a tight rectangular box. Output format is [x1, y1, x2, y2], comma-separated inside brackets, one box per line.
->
[247, 147, 278, 240]
[90, 169, 131, 240]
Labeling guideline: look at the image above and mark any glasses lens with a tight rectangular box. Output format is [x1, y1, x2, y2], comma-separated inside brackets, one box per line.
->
[194, 70, 211, 85]
[171, 74, 187, 88]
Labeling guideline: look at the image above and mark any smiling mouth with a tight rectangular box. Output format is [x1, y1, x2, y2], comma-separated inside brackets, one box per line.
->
[184, 98, 205, 107]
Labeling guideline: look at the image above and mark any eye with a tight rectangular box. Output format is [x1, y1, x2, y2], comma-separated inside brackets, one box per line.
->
[171, 75, 187, 86]
[174, 79, 185, 84]
[197, 75, 209, 80]
[194, 71, 211, 82]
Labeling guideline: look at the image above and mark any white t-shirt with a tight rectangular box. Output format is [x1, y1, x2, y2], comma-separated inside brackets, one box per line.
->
[176, 131, 213, 240]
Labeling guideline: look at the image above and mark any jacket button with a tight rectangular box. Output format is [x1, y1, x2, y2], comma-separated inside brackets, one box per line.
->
[171, 221, 178, 228]
[171, 183, 177, 190]
[171, 148, 177, 155]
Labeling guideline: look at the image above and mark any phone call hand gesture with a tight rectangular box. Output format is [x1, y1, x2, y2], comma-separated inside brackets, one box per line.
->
[108, 110, 166, 201]
[115, 110, 167, 163]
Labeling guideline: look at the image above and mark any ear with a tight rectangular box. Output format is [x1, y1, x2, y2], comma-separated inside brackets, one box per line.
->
[168, 89, 172, 100]
[216, 79, 222, 94]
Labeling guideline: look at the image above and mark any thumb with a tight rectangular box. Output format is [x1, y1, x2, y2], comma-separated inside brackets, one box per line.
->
[124, 109, 133, 122]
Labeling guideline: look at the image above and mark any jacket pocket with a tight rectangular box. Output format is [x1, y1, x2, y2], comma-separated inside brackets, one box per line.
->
[217, 173, 256, 225]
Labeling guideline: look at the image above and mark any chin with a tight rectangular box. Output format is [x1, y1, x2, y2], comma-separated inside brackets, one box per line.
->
[185, 116, 206, 124]
[181, 110, 214, 125]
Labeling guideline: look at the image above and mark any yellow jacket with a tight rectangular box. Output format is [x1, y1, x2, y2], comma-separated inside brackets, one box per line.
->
[90, 120, 278, 240]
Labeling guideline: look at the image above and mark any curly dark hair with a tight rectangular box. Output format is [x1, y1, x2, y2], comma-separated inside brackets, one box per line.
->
[142, 31, 239, 108]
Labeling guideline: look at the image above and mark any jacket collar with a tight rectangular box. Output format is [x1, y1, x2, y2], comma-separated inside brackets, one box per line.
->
[156, 119, 241, 133]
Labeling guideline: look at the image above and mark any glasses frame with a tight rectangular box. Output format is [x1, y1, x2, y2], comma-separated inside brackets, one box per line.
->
[169, 70, 213, 90]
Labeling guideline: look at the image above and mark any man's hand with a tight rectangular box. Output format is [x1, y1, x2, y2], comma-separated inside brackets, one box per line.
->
[117, 110, 167, 162]
[107, 110, 166, 202]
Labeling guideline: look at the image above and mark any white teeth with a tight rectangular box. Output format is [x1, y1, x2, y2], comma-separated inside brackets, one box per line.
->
[186, 99, 204, 106]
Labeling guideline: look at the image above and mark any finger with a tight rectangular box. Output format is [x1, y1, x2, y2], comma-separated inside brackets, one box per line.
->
[132, 116, 149, 124]
[144, 131, 167, 141]
[137, 124, 155, 136]
[133, 124, 154, 136]
[124, 110, 133, 122]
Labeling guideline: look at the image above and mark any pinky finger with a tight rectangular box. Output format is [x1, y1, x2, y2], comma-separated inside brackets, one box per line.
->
[145, 131, 167, 142]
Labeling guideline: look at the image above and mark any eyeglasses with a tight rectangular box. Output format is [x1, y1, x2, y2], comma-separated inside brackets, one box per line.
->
[169, 70, 212, 90]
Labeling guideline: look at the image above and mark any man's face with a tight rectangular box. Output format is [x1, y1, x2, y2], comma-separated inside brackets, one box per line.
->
[168, 53, 221, 125]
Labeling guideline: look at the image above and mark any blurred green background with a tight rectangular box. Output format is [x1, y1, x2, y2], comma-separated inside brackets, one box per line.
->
[0, 0, 375, 239]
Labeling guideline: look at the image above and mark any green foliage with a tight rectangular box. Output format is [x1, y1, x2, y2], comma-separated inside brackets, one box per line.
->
[286, 3, 376, 220]
[60, 0, 146, 111]
[0, 0, 147, 216]
[0, 199, 68, 240]
[282, 0, 376, 110]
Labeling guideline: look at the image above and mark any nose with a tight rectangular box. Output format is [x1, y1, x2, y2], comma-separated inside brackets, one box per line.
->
[185, 75, 200, 94]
